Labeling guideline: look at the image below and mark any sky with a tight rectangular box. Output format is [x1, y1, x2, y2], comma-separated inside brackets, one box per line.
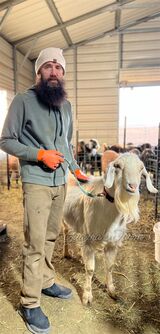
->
[119, 86, 160, 128]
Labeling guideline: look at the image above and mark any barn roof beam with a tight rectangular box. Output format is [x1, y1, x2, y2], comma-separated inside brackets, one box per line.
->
[118, 10, 160, 32]
[45, 0, 72, 47]
[0, 6, 13, 30]
[63, 29, 118, 51]
[63, 11, 160, 51]
[115, 1, 123, 71]
[115, 0, 121, 29]
[13, 45, 18, 94]
[17, 37, 38, 74]
[13, 0, 134, 46]
[122, 27, 160, 34]
[122, 2, 160, 9]
[0, 0, 25, 11]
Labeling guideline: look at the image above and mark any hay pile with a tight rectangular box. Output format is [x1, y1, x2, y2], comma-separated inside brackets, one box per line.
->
[0, 188, 160, 334]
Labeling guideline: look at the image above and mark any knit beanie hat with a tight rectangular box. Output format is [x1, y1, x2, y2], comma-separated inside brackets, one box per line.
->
[35, 47, 66, 74]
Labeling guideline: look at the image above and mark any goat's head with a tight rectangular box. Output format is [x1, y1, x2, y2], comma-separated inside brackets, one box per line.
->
[78, 140, 86, 152]
[88, 139, 100, 150]
[105, 153, 157, 194]
[104, 153, 158, 221]
[141, 148, 155, 163]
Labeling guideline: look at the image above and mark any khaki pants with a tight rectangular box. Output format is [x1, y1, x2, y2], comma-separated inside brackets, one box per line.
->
[21, 183, 66, 308]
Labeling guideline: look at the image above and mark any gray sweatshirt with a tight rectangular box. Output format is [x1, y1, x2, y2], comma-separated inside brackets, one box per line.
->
[0, 87, 79, 186]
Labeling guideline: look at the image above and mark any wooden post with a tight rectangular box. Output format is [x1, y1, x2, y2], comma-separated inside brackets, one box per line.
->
[6, 154, 10, 190]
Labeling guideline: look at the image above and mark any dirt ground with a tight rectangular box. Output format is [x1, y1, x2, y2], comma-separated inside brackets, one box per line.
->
[0, 185, 160, 334]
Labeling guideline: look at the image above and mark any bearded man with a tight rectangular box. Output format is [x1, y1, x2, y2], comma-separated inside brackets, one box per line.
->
[0, 47, 89, 334]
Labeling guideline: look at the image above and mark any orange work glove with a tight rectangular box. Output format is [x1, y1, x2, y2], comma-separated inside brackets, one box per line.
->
[37, 149, 64, 170]
[74, 169, 90, 183]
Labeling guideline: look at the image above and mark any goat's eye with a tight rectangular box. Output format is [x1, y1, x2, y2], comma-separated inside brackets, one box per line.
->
[114, 164, 121, 169]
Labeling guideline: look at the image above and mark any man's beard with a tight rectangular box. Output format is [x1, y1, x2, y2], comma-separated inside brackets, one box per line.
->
[35, 77, 67, 107]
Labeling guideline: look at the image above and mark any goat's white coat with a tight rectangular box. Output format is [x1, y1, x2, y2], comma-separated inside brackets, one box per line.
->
[63, 153, 158, 304]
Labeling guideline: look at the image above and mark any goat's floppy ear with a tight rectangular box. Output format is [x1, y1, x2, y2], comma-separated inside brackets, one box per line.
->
[104, 163, 116, 188]
[142, 167, 158, 193]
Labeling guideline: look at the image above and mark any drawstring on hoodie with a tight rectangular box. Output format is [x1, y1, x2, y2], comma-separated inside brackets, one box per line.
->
[53, 107, 63, 136]
[52, 106, 65, 181]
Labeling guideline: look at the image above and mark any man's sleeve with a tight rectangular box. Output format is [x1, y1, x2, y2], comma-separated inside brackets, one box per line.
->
[67, 104, 80, 171]
[0, 94, 39, 161]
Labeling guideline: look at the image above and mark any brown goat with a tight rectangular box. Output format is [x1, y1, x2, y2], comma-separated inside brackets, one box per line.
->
[101, 150, 119, 174]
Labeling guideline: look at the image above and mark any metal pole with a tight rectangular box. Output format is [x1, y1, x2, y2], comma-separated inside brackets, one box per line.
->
[75, 130, 79, 161]
[17, 38, 38, 75]
[155, 123, 160, 219]
[13, 45, 18, 94]
[0, 6, 12, 31]
[123, 116, 127, 150]
[117, 4, 122, 145]
[73, 46, 78, 155]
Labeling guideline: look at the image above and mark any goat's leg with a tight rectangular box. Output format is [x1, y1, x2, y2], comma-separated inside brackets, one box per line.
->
[104, 243, 118, 298]
[63, 221, 72, 259]
[82, 243, 95, 305]
[15, 171, 19, 187]
[63, 222, 83, 261]
[9, 170, 12, 185]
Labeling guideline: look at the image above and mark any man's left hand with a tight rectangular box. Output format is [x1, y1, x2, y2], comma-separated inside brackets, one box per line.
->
[74, 169, 90, 183]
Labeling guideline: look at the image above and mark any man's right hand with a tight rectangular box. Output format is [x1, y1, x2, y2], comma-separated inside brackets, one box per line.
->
[37, 149, 64, 170]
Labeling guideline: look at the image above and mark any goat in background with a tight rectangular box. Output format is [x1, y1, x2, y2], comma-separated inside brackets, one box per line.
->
[77, 139, 102, 175]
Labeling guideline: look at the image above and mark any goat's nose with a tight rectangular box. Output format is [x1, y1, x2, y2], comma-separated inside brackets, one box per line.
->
[128, 183, 137, 192]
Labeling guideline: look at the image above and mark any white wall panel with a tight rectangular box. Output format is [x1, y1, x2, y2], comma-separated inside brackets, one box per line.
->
[77, 79, 117, 89]
[0, 36, 34, 134]
[77, 97, 117, 105]
[120, 67, 160, 86]
[77, 88, 117, 97]
[78, 105, 117, 112]
[122, 32, 160, 70]
[77, 36, 119, 147]
[64, 35, 119, 147]
[16, 51, 34, 92]
[0, 37, 34, 93]
[0, 37, 14, 91]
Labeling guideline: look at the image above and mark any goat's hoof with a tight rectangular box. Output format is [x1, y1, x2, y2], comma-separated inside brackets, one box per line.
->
[82, 292, 93, 306]
[108, 290, 118, 300]
[106, 284, 117, 300]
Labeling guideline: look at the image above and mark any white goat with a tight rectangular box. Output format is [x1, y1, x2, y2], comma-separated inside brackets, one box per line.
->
[63, 153, 158, 305]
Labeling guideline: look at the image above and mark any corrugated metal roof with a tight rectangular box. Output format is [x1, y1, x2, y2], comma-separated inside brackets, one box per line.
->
[54, 0, 113, 21]
[0, 0, 160, 60]
[20, 30, 68, 58]
[1, 0, 57, 42]
[67, 12, 114, 43]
